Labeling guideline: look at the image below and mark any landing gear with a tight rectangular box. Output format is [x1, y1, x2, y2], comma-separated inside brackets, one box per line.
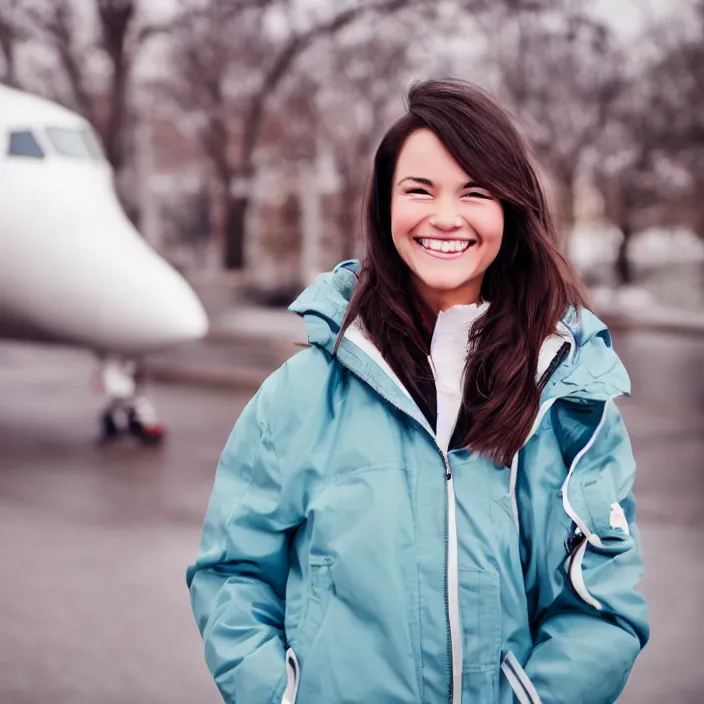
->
[93, 357, 166, 445]
[126, 398, 166, 445]
[101, 409, 120, 440]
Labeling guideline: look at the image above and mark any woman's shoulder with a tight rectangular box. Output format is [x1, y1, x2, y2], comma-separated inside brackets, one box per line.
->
[257, 344, 338, 407]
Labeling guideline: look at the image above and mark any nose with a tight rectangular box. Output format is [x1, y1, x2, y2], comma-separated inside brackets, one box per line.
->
[430, 197, 463, 231]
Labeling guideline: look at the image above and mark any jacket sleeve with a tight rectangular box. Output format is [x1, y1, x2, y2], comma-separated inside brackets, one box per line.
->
[521, 400, 650, 704]
[186, 370, 297, 704]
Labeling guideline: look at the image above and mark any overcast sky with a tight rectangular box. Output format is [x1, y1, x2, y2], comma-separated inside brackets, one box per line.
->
[143, 0, 690, 33]
[75, 0, 698, 84]
[591, 0, 691, 39]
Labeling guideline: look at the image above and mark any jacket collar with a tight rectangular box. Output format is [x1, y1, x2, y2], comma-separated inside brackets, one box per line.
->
[288, 259, 630, 406]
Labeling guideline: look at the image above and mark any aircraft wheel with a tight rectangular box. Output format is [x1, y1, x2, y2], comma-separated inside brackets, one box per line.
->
[100, 410, 121, 441]
[127, 408, 166, 446]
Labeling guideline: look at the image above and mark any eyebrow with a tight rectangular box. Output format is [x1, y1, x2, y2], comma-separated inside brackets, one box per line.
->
[398, 176, 482, 189]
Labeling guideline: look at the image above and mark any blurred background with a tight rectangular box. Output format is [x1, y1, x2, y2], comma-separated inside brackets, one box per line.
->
[0, 0, 702, 702]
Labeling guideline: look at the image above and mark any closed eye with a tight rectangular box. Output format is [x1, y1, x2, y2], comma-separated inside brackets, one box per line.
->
[406, 188, 431, 195]
[463, 190, 493, 200]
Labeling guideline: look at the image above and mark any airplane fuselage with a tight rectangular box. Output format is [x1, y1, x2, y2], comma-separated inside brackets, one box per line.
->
[0, 85, 208, 356]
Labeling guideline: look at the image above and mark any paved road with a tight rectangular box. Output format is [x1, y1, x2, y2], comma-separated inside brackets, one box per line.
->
[0, 330, 702, 704]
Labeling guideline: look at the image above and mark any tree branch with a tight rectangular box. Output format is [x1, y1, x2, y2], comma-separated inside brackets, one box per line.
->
[239, 0, 416, 170]
[27, 0, 95, 121]
[0, 7, 20, 87]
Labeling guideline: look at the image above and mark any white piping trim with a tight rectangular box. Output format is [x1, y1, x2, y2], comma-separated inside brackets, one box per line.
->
[502, 665, 532, 704]
[526, 397, 560, 447]
[427, 354, 438, 383]
[446, 475, 463, 701]
[560, 399, 616, 549]
[344, 320, 412, 399]
[501, 651, 542, 704]
[569, 538, 603, 611]
[281, 647, 300, 704]
[509, 451, 520, 533]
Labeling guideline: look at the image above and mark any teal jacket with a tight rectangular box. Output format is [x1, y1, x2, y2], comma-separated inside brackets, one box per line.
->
[187, 260, 649, 704]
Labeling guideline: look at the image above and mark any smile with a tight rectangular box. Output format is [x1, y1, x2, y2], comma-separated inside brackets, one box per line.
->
[413, 237, 477, 257]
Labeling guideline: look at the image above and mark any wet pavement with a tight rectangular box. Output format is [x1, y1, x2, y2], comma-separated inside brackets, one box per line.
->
[0, 329, 703, 703]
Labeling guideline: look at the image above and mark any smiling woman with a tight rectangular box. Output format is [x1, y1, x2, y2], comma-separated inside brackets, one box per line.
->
[391, 129, 505, 311]
[188, 79, 649, 704]
[340, 80, 590, 464]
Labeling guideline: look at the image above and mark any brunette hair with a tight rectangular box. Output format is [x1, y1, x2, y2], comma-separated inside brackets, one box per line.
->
[337, 78, 588, 466]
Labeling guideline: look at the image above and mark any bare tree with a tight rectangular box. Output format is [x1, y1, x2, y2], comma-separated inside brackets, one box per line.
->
[589, 0, 704, 285]
[487, 2, 623, 237]
[20, 0, 170, 220]
[0, 0, 25, 87]
[312, 34, 411, 259]
[590, 66, 688, 284]
[168, 0, 436, 270]
[647, 1, 704, 241]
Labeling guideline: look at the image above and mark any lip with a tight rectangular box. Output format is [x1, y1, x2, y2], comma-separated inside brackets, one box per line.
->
[412, 237, 477, 260]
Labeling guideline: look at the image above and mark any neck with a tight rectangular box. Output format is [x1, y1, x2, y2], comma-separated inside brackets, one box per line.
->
[411, 274, 485, 314]
[426, 289, 484, 314]
[437, 297, 484, 313]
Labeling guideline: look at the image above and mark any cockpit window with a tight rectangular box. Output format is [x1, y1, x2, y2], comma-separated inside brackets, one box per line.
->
[46, 127, 99, 159]
[81, 127, 105, 160]
[8, 130, 45, 158]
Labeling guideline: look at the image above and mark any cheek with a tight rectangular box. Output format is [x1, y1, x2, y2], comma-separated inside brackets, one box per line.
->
[391, 197, 423, 240]
[474, 204, 504, 251]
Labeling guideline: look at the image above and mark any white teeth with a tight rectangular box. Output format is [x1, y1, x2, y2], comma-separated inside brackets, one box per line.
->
[417, 238, 472, 253]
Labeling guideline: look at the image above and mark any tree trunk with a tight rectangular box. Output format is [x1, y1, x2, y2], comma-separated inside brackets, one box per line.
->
[338, 185, 359, 260]
[0, 34, 18, 87]
[224, 195, 249, 270]
[615, 223, 633, 286]
[550, 168, 575, 243]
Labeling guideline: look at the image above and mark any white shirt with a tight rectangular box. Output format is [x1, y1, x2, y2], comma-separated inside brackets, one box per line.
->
[344, 307, 573, 453]
[429, 303, 490, 453]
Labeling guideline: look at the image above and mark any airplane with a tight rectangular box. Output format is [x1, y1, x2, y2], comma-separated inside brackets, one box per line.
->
[0, 84, 209, 444]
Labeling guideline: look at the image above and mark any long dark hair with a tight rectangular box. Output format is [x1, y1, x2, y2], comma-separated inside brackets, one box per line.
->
[337, 78, 587, 466]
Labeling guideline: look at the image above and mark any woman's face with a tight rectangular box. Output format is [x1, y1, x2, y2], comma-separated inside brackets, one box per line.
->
[390, 129, 504, 312]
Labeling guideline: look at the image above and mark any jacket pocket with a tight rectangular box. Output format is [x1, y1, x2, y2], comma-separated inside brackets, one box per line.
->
[298, 553, 336, 648]
[501, 651, 542, 704]
[280, 647, 300, 704]
[459, 568, 501, 700]
[565, 473, 636, 611]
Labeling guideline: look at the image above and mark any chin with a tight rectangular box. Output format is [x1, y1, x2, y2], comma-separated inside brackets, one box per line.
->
[411, 261, 478, 285]
[414, 269, 482, 295]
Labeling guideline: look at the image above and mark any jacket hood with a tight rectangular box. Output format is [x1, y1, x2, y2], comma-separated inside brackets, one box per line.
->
[288, 259, 359, 351]
[289, 260, 630, 401]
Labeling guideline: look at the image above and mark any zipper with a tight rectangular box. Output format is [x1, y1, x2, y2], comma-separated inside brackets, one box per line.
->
[444, 458, 463, 703]
[339, 339, 461, 702]
[335, 331, 578, 701]
[537, 341, 571, 392]
[338, 338, 573, 702]
[430, 354, 460, 702]
[524, 341, 574, 446]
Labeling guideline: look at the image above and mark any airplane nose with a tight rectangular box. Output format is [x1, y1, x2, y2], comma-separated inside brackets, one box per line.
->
[100, 253, 210, 353]
[131, 264, 210, 348]
[2, 164, 211, 354]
